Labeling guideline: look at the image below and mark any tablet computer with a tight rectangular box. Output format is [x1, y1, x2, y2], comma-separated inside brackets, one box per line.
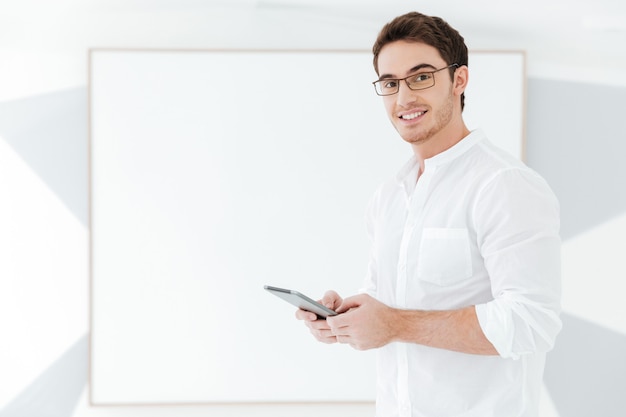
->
[264, 285, 337, 319]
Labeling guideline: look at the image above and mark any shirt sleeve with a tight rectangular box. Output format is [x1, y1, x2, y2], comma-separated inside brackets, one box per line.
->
[473, 168, 562, 360]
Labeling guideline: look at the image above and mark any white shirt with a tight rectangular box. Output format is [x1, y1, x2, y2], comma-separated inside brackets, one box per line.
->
[362, 130, 562, 417]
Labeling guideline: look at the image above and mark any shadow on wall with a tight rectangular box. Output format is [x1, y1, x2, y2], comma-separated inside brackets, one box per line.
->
[0, 87, 88, 227]
[527, 79, 626, 416]
[0, 335, 87, 417]
[544, 313, 626, 417]
[526, 79, 626, 241]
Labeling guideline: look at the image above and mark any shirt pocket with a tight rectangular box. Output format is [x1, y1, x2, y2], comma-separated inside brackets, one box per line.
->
[417, 228, 472, 286]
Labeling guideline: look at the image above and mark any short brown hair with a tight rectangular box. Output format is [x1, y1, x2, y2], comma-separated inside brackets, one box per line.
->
[372, 12, 468, 110]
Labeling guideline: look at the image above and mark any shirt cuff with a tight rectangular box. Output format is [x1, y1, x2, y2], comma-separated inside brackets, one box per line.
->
[475, 303, 521, 360]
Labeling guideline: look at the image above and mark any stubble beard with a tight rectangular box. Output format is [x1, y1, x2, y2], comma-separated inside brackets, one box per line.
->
[398, 92, 455, 146]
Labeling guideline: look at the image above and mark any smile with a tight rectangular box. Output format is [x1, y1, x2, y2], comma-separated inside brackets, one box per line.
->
[400, 111, 426, 120]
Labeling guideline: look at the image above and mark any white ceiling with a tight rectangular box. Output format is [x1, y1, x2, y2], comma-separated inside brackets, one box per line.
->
[0, 0, 625, 100]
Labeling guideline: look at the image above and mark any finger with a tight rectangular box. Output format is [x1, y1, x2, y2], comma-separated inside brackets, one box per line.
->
[321, 290, 342, 310]
[326, 314, 350, 331]
[319, 336, 338, 344]
[306, 319, 331, 331]
[327, 318, 353, 339]
[335, 295, 363, 314]
[313, 327, 337, 340]
[326, 315, 341, 332]
[295, 308, 318, 322]
[308, 325, 338, 344]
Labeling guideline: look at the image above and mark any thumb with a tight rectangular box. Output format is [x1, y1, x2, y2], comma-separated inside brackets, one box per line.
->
[320, 290, 342, 310]
[335, 295, 364, 314]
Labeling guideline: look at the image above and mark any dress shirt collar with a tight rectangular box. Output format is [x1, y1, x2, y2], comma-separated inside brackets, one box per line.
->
[395, 129, 486, 193]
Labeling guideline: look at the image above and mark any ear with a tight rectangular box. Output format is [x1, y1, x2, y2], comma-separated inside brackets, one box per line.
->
[453, 65, 469, 96]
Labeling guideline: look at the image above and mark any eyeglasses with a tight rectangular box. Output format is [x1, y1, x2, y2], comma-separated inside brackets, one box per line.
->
[372, 64, 459, 96]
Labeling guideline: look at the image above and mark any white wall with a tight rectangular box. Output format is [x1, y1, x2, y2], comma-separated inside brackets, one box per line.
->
[1, 2, 624, 417]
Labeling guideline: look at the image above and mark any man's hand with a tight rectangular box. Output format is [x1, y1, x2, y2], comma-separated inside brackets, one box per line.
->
[327, 293, 397, 350]
[295, 290, 343, 344]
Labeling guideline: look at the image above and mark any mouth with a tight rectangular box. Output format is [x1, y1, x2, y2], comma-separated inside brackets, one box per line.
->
[399, 111, 426, 120]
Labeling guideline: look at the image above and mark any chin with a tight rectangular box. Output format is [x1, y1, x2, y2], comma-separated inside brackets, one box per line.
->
[401, 131, 431, 145]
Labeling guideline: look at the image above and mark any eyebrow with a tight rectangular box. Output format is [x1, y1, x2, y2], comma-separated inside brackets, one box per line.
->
[378, 63, 438, 80]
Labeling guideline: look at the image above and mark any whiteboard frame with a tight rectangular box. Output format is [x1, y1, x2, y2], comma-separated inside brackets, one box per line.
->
[88, 48, 526, 405]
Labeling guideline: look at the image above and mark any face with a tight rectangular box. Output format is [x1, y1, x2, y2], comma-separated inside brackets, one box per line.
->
[376, 40, 466, 152]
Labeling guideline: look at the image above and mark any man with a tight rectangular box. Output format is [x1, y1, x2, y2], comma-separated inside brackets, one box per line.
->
[296, 11, 562, 417]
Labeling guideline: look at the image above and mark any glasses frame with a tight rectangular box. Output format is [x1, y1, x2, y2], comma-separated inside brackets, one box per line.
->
[372, 63, 459, 96]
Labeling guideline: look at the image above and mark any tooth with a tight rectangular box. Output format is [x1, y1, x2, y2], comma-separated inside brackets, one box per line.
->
[402, 112, 423, 120]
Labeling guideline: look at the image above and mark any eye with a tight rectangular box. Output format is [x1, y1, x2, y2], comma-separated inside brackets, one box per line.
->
[382, 80, 398, 89]
[412, 73, 433, 82]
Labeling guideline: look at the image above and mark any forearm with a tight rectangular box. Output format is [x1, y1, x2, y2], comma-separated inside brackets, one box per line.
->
[391, 306, 498, 355]
[329, 294, 499, 354]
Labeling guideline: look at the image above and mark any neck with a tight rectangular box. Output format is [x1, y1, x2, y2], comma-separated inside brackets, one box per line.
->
[411, 121, 470, 175]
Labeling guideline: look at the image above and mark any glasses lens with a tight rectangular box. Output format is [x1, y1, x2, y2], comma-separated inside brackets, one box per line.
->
[375, 80, 398, 96]
[407, 73, 434, 90]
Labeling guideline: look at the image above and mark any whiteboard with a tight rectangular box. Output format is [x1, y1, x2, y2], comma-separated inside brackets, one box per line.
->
[89, 49, 524, 404]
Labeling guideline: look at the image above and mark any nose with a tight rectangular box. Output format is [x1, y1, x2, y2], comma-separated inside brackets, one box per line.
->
[396, 80, 416, 107]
